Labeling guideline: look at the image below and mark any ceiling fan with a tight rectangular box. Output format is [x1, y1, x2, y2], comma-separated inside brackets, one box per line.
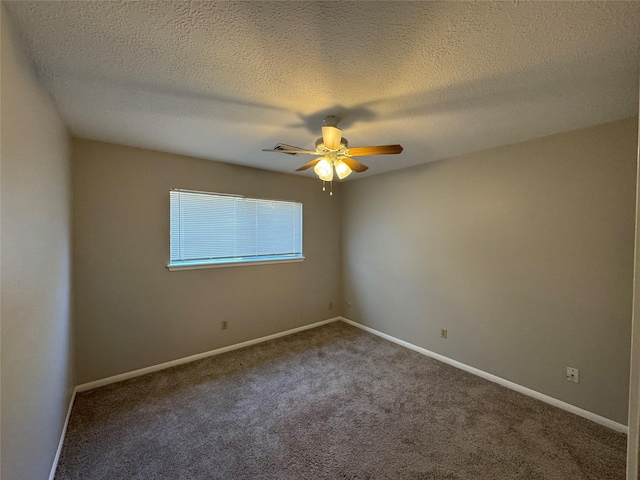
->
[262, 115, 403, 189]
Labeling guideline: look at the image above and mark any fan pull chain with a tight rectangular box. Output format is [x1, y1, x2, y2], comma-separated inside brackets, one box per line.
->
[320, 180, 333, 195]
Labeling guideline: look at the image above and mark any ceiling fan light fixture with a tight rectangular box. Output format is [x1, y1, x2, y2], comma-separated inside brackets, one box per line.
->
[334, 159, 352, 179]
[314, 158, 333, 181]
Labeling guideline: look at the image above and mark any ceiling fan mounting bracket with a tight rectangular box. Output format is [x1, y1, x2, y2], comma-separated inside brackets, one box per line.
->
[322, 115, 340, 128]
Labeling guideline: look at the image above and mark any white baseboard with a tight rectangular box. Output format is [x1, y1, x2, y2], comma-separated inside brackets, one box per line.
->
[49, 387, 78, 480]
[76, 317, 342, 393]
[339, 317, 628, 434]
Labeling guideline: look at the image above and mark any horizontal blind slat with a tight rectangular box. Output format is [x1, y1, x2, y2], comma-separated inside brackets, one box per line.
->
[170, 191, 302, 265]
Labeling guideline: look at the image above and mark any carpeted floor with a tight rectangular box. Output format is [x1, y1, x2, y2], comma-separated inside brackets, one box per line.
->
[55, 321, 626, 479]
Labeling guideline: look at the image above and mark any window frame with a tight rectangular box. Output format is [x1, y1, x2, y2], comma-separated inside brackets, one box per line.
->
[167, 189, 304, 271]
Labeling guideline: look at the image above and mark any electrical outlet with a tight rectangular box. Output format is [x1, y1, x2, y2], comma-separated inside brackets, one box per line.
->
[329, 302, 333, 311]
[566, 367, 579, 383]
[440, 328, 448, 339]
[221, 321, 228, 330]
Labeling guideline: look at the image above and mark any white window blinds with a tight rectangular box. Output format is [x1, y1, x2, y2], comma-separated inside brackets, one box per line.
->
[169, 190, 303, 269]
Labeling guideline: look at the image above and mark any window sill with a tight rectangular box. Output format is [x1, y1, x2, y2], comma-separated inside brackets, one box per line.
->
[167, 257, 305, 271]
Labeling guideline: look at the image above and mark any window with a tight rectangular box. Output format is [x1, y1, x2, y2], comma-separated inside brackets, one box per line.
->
[168, 189, 303, 270]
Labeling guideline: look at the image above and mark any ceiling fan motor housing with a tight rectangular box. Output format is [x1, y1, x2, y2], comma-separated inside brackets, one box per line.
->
[315, 137, 348, 151]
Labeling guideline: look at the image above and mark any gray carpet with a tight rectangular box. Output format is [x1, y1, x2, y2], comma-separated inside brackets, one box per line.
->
[55, 321, 626, 479]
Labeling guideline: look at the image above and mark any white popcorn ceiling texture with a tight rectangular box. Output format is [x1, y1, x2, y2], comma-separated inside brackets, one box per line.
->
[4, 1, 640, 178]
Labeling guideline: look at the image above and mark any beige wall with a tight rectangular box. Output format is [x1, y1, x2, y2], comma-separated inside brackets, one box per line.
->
[627, 84, 640, 479]
[342, 118, 638, 424]
[72, 139, 342, 384]
[1, 8, 73, 480]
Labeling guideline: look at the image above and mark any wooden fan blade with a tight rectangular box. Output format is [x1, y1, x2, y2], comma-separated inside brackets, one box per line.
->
[262, 149, 321, 155]
[347, 144, 403, 156]
[295, 159, 322, 171]
[322, 126, 343, 149]
[341, 156, 368, 173]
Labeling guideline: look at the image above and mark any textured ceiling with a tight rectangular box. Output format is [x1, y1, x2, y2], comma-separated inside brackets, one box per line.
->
[4, 1, 640, 178]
